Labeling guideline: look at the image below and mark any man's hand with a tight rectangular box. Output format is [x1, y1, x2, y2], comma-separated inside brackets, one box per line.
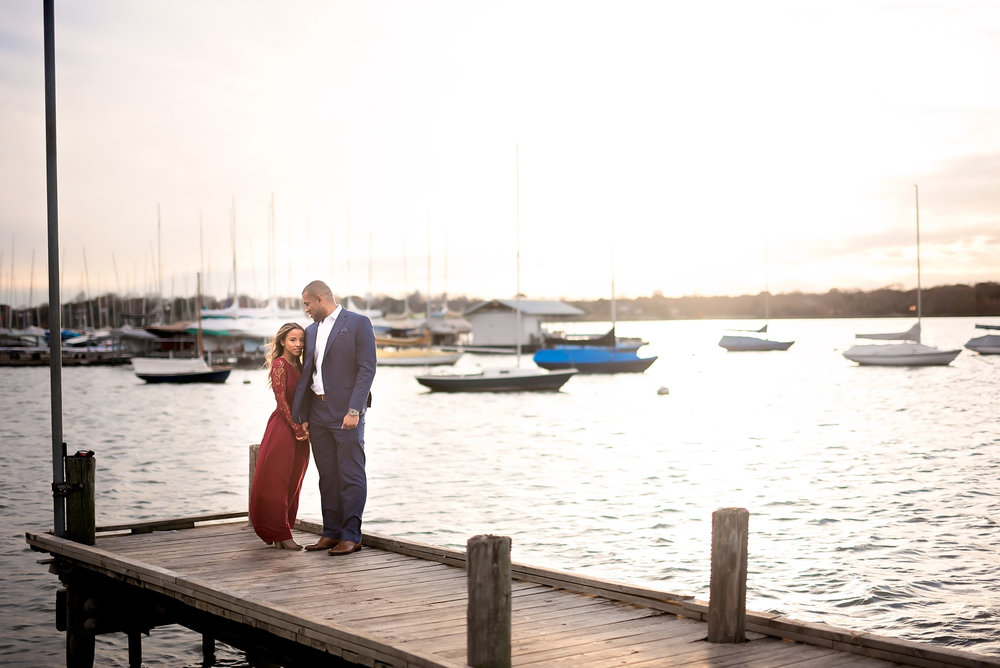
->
[341, 413, 359, 430]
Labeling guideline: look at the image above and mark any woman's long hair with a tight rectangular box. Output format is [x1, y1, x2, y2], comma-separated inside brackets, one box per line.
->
[265, 322, 305, 384]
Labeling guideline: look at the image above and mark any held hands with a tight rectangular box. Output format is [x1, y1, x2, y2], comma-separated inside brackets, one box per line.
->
[295, 421, 310, 441]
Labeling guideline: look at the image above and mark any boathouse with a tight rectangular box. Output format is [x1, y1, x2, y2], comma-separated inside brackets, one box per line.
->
[463, 299, 583, 352]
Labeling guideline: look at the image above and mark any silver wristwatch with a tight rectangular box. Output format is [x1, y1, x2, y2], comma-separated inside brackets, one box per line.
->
[347, 408, 360, 417]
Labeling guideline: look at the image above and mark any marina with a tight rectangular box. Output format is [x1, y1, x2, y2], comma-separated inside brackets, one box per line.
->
[4, 316, 999, 666]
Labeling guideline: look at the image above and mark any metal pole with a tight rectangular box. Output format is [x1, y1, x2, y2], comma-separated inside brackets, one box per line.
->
[44, 0, 66, 537]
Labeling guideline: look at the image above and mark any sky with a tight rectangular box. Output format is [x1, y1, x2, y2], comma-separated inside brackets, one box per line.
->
[1, 0, 999, 307]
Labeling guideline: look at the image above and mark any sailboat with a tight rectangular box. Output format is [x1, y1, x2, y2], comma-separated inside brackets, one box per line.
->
[532, 251, 657, 373]
[132, 273, 233, 383]
[415, 146, 576, 392]
[964, 324, 1000, 355]
[842, 186, 961, 367]
[719, 244, 794, 351]
[376, 220, 462, 367]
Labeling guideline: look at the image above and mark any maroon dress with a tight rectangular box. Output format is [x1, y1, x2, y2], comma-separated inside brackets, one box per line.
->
[249, 357, 310, 543]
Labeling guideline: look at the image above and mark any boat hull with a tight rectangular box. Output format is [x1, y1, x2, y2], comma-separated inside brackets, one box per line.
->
[376, 350, 462, 366]
[415, 368, 576, 392]
[132, 357, 233, 383]
[718, 335, 794, 351]
[964, 334, 1000, 355]
[135, 368, 232, 383]
[842, 343, 961, 366]
[532, 347, 657, 373]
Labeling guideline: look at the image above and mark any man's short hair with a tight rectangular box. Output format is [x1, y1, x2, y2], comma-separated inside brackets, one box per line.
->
[303, 280, 334, 300]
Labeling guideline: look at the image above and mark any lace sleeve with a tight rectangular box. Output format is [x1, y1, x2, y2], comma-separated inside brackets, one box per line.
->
[270, 360, 300, 433]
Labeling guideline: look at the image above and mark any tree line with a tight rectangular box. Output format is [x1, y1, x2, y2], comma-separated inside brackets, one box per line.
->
[571, 282, 1000, 321]
[2, 281, 998, 331]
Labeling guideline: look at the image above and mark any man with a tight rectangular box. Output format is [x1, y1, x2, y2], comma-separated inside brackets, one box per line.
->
[291, 280, 377, 555]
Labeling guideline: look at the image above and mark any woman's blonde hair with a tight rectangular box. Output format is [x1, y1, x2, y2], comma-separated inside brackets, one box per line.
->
[265, 322, 306, 381]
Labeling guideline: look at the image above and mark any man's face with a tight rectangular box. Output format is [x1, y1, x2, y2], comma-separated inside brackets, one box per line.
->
[302, 292, 328, 322]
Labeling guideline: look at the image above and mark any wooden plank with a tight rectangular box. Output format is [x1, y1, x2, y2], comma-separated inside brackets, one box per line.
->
[766, 648, 897, 668]
[30, 531, 464, 668]
[28, 523, 1000, 668]
[96, 511, 248, 533]
[511, 618, 709, 665]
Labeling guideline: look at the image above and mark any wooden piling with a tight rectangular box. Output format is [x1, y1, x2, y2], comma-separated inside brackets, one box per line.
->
[249, 443, 260, 512]
[708, 507, 749, 643]
[127, 629, 141, 668]
[467, 534, 512, 668]
[64, 579, 96, 668]
[64, 450, 95, 545]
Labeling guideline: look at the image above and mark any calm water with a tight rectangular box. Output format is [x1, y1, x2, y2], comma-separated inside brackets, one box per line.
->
[2, 316, 998, 666]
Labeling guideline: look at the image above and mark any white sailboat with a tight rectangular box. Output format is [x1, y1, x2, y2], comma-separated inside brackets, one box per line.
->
[415, 145, 575, 392]
[842, 186, 961, 367]
[133, 273, 233, 383]
[719, 243, 794, 352]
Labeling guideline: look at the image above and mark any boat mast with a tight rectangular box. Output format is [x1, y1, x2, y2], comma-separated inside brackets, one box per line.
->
[157, 204, 164, 323]
[197, 272, 204, 359]
[610, 247, 616, 336]
[7, 234, 14, 328]
[764, 239, 770, 326]
[914, 184, 922, 329]
[426, 212, 432, 318]
[515, 144, 522, 367]
[29, 248, 36, 325]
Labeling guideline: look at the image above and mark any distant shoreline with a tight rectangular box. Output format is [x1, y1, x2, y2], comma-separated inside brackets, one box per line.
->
[2, 281, 998, 329]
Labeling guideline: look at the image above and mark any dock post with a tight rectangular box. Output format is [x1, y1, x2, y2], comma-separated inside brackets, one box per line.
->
[249, 443, 260, 513]
[202, 634, 216, 665]
[64, 581, 95, 668]
[64, 450, 96, 545]
[467, 534, 512, 668]
[127, 629, 142, 668]
[708, 507, 749, 643]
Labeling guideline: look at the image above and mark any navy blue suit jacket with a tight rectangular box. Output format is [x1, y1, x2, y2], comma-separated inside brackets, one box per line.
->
[292, 308, 376, 424]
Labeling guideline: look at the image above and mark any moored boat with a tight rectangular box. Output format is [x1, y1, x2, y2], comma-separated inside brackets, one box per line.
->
[132, 357, 232, 383]
[842, 187, 960, 368]
[964, 324, 1000, 355]
[377, 348, 462, 366]
[133, 273, 233, 383]
[532, 346, 657, 373]
[842, 341, 961, 366]
[415, 367, 576, 392]
[719, 332, 794, 352]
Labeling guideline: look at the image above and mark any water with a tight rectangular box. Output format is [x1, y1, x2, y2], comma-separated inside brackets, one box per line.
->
[2, 316, 998, 666]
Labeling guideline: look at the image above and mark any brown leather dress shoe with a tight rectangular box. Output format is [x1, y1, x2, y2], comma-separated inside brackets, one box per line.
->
[304, 537, 340, 551]
[328, 540, 361, 556]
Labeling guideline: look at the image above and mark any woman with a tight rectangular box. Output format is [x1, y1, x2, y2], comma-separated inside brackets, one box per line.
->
[249, 322, 310, 550]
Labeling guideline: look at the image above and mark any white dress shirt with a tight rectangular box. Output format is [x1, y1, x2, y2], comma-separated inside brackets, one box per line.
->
[311, 305, 342, 395]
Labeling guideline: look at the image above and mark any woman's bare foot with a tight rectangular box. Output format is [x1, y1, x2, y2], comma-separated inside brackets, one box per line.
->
[276, 538, 303, 550]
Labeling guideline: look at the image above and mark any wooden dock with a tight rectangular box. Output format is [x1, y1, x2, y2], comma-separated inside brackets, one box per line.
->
[26, 514, 1000, 668]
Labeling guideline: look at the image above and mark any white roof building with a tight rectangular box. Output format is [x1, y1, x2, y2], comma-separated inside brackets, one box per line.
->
[463, 299, 584, 350]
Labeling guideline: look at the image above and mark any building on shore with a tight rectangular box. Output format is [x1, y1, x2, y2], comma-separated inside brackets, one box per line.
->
[463, 298, 584, 352]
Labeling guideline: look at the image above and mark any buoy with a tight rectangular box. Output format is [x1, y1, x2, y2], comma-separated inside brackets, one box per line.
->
[657, 386, 669, 395]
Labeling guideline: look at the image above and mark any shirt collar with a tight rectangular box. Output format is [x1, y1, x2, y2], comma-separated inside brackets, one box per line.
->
[324, 305, 342, 325]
